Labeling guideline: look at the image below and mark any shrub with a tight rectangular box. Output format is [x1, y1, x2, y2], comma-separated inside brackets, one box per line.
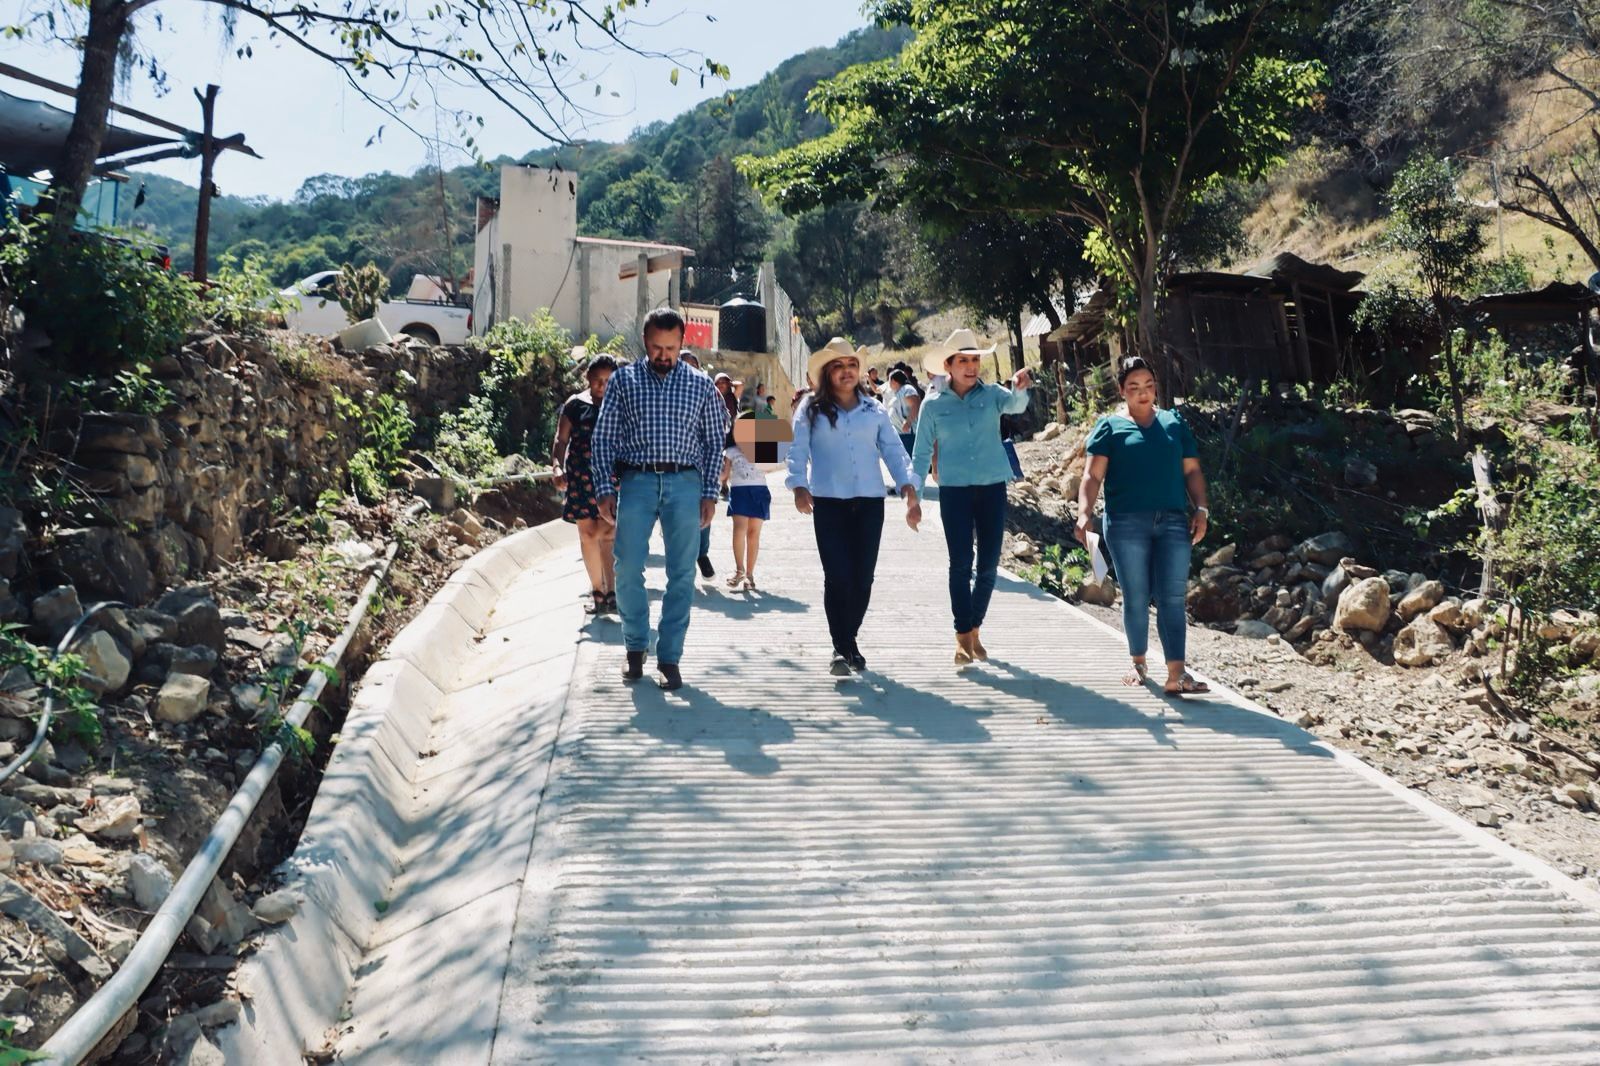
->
[334, 389, 415, 503]
[1020, 543, 1090, 599]
[0, 623, 103, 747]
[0, 212, 199, 373]
[204, 254, 291, 333]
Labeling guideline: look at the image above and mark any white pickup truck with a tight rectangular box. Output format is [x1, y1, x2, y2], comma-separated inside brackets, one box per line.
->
[281, 271, 471, 346]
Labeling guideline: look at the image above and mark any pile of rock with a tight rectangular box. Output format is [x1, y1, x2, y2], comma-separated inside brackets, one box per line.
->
[1189, 531, 1600, 672]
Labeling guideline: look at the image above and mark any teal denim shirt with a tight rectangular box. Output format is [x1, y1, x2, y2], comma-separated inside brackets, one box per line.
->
[911, 381, 1030, 488]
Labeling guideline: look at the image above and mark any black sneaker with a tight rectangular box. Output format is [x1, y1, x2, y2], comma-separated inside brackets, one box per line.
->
[697, 556, 715, 578]
[829, 653, 852, 677]
[621, 650, 645, 683]
[848, 650, 867, 672]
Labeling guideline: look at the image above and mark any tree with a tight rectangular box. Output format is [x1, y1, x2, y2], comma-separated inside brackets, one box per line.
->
[11, 0, 725, 234]
[1384, 153, 1487, 436]
[741, 0, 1323, 379]
[669, 155, 772, 301]
[583, 167, 678, 240]
[774, 201, 887, 335]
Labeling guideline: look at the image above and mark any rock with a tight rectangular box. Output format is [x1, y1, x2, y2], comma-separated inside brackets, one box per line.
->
[156, 674, 211, 724]
[1397, 580, 1446, 621]
[226, 627, 273, 652]
[1203, 544, 1237, 567]
[193, 999, 243, 1029]
[186, 876, 257, 953]
[0, 874, 111, 978]
[1033, 422, 1065, 443]
[412, 476, 456, 513]
[1296, 531, 1356, 566]
[251, 889, 300, 924]
[1343, 457, 1378, 488]
[30, 586, 83, 641]
[78, 412, 157, 455]
[1186, 578, 1243, 624]
[1293, 711, 1319, 728]
[69, 630, 132, 695]
[1382, 569, 1410, 594]
[172, 600, 224, 653]
[230, 682, 275, 720]
[1078, 576, 1118, 607]
[1234, 620, 1279, 640]
[127, 607, 179, 647]
[12, 839, 64, 867]
[139, 643, 219, 684]
[1334, 577, 1391, 633]
[448, 507, 485, 541]
[1262, 680, 1294, 693]
[261, 633, 302, 671]
[76, 795, 141, 840]
[1470, 807, 1501, 828]
[1429, 599, 1466, 631]
[1248, 551, 1286, 570]
[1571, 630, 1600, 662]
[0, 796, 38, 837]
[50, 526, 153, 602]
[0, 507, 26, 580]
[127, 853, 175, 911]
[1255, 534, 1294, 554]
[1321, 565, 1352, 604]
[1555, 784, 1591, 809]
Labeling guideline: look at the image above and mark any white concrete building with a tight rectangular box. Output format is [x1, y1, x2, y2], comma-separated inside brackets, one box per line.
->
[471, 165, 692, 340]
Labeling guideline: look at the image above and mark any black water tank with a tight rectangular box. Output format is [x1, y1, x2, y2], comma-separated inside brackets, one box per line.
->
[718, 296, 767, 353]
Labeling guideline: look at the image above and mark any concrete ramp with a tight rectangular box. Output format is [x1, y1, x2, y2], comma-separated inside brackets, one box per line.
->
[335, 483, 1600, 1064]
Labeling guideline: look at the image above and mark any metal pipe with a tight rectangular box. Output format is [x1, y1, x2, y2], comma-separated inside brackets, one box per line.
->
[40, 539, 403, 1064]
[0, 601, 123, 788]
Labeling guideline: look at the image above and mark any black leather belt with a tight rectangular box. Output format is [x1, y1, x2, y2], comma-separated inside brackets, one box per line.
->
[617, 461, 697, 473]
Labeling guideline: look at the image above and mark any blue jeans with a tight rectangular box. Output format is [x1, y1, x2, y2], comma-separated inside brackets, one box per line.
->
[613, 469, 702, 663]
[1102, 509, 1191, 662]
[938, 481, 1007, 632]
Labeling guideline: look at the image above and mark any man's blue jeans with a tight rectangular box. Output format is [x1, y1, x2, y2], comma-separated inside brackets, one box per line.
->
[1102, 509, 1191, 662]
[612, 469, 702, 664]
[938, 481, 1007, 633]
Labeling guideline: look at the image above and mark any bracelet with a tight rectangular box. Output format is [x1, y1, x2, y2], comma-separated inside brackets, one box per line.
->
[1194, 506, 1210, 515]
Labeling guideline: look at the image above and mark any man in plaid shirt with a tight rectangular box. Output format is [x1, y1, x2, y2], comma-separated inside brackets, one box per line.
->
[593, 307, 730, 690]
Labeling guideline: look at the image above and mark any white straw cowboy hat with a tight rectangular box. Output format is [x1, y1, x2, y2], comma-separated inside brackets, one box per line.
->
[807, 337, 863, 386]
[923, 328, 996, 379]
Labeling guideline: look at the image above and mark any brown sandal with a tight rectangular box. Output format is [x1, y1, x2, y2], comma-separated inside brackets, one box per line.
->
[1164, 672, 1210, 696]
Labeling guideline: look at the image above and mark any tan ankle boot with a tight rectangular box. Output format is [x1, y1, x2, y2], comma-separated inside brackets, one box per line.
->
[954, 631, 974, 665]
[969, 627, 988, 661]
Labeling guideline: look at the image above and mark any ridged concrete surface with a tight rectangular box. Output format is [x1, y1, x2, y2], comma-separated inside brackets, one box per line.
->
[340, 480, 1600, 1064]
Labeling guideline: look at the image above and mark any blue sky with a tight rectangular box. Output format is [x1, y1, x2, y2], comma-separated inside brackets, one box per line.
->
[2, 0, 872, 200]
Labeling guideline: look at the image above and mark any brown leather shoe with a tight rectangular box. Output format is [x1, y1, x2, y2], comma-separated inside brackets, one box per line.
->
[656, 662, 683, 691]
[969, 627, 988, 661]
[621, 650, 645, 682]
[954, 632, 974, 665]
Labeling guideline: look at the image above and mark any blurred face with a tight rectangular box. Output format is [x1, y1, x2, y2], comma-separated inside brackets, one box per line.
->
[643, 325, 685, 374]
[714, 377, 732, 396]
[589, 367, 613, 402]
[826, 357, 861, 395]
[947, 351, 983, 391]
[1121, 368, 1158, 410]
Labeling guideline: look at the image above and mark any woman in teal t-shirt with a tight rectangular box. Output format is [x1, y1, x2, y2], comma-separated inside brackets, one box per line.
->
[1074, 356, 1212, 695]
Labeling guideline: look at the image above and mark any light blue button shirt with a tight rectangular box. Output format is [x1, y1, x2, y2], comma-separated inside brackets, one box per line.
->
[911, 380, 1030, 488]
[785, 394, 916, 499]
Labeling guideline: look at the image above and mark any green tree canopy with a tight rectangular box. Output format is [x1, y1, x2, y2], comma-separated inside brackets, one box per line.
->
[742, 0, 1324, 372]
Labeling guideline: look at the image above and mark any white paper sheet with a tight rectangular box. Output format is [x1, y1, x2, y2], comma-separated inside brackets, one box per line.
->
[1086, 530, 1109, 584]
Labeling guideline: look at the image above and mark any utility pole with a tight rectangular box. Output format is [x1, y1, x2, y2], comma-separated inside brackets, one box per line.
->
[192, 84, 220, 285]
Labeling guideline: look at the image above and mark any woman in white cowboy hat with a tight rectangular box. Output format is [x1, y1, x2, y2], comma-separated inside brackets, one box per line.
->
[787, 338, 921, 676]
[910, 328, 1033, 665]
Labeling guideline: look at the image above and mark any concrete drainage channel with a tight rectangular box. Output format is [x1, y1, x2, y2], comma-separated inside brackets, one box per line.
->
[203, 518, 577, 1064]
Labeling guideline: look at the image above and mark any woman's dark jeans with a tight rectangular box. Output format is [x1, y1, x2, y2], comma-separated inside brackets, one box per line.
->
[938, 481, 1007, 633]
[811, 496, 885, 655]
[1102, 509, 1192, 662]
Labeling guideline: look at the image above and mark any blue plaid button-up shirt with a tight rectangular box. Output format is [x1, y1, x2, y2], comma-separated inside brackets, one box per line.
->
[591, 358, 729, 500]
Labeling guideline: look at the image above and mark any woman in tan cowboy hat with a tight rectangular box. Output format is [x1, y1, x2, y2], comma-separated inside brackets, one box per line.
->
[786, 338, 921, 675]
[910, 328, 1033, 665]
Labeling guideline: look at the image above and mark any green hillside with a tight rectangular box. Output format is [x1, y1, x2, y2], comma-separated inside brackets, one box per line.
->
[118, 24, 911, 302]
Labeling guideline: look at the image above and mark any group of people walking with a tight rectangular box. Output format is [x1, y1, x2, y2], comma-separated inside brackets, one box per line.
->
[554, 307, 1213, 696]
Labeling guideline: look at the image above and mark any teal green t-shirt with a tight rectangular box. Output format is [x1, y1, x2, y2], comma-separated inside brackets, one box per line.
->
[1086, 409, 1198, 514]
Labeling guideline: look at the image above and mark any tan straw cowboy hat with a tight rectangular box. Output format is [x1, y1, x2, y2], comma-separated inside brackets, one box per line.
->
[923, 327, 997, 379]
[807, 337, 864, 387]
